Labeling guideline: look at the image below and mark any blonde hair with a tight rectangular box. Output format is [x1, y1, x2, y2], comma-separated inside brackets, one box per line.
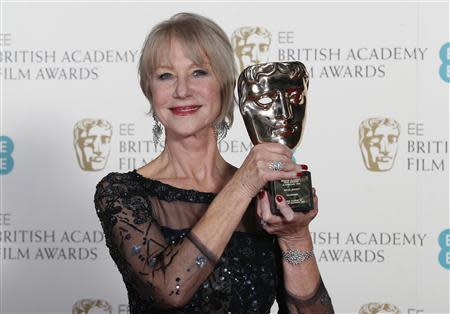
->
[138, 12, 237, 127]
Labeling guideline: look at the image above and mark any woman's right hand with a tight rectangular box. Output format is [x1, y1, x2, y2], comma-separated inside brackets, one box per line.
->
[231, 143, 306, 199]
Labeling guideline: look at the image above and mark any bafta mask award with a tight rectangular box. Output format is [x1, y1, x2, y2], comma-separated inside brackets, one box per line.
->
[238, 62, 313, 213]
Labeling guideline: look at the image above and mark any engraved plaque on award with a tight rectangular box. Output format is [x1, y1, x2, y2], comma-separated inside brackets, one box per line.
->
[238, 62, 313, 213]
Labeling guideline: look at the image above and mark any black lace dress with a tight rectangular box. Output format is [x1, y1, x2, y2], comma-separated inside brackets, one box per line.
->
[94, 171, 334, 314]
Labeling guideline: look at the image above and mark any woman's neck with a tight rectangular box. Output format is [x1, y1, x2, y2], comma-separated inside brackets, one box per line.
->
[140, 127, 235, 192]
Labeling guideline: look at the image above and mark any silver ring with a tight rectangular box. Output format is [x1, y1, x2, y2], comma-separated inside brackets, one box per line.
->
[260, 219, 267, 226]
[269, 160, 283, 171]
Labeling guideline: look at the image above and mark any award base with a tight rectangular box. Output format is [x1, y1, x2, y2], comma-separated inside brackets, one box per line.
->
[267, 171, 313, 214]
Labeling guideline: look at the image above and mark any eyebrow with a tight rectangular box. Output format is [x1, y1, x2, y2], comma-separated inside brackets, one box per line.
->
[155, 62, 211, 69]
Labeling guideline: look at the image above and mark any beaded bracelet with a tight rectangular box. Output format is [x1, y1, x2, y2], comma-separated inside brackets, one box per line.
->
[282, 248, 314, 265]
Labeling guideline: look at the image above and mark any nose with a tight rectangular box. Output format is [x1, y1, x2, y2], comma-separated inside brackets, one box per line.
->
[250, 46, 260, 63]
[273, 91, 293, 119]
[93, 137, 102, 154]
[173, 76, 191, 98]
[379, 137, 388, 154]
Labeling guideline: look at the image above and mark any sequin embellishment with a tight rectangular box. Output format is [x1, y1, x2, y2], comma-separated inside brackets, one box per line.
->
[131, 244, 141, 255]
[195, 255, 206, 268]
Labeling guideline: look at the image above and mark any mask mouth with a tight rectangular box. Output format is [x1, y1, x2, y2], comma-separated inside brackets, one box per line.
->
[375, 156, 393, 163]
[91, 156, 106, 162]
[272, 125, 296, 137]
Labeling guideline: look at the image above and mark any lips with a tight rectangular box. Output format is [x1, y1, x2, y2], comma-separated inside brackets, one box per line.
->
[169, 105, 201, 116]
[273, 126, 295, 137]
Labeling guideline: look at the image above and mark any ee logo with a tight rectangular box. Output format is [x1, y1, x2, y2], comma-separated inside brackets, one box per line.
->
[439, 42, 450, 83]
[438, 229, 450, 270]
[0, 136, 14, 175]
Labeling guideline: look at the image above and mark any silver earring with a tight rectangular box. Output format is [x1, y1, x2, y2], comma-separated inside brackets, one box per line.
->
[152, 112, 163, 150]
[215, 120, 229, 142]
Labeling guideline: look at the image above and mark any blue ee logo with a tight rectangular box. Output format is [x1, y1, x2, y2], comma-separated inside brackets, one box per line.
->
[438, 229, 450, 270]
[439, 42, 450, 83]
[0, 136, 14, 175]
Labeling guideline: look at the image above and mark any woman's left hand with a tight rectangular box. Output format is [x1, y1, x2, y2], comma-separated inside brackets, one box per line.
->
[256, 187, 318, 240]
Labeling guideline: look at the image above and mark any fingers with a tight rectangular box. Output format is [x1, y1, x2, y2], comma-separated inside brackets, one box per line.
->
[257, 191, 291, 224]
[275, 195, 295, 221]
[257, 191, 283, 224]
[254, 142, 292, 159]
[311, 187, 319, 219]
[237, 142, 309, 198]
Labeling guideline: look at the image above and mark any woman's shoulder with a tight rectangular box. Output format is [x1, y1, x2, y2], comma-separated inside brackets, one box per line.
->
[96, 170, 135, 187]
[94, 170, 143, 199]
[96, 171, 137, 189]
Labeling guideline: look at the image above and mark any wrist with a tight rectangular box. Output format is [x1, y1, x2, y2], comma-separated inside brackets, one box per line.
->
[221, 176, 254, 202]
[278, 228, 312, 248]
[226, 174, 258, 200]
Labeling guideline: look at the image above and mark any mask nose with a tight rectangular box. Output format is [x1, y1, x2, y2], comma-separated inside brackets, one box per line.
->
[379, 137, 389, 155]
[273, 91, 293, 120]
[250, 46, 260, 63]
[93, 137, 102, 155]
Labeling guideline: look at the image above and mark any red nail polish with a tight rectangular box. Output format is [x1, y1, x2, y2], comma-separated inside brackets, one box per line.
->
[258, 191, 265, 199]
[296, 172, 303, 177]
[276, 195, 283, 202]
[301, 164, 308, 170]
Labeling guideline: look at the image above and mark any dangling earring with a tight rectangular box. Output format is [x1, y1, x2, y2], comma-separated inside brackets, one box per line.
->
[215, 120, 229, 142]
[152, 112, 163, 150]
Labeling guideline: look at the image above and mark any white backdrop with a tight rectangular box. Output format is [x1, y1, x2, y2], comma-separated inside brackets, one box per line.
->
[1, 1, 449, 313]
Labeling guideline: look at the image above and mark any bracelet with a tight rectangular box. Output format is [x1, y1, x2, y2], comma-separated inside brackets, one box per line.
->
[282, 248, 314, 265]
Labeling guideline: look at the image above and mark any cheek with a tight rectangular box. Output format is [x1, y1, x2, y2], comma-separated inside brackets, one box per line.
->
[149, 81, 170, 107]
[203, 83, 222, 108]
[150, 90, 167, 108]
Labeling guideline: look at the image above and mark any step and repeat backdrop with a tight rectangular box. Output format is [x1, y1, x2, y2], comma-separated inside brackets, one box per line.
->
[1, 1, 449, 314]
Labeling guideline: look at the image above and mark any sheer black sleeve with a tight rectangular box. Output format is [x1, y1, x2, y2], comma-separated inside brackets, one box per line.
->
[282, 278, 334, 314]
[94, 173, 217, 309]
[275, 244, 334, 314]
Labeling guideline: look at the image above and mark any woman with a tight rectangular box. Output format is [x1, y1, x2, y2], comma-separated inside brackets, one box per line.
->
[94, 12, 334, 313]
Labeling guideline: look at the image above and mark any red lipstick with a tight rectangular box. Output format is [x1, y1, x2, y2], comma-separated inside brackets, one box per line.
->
[170, 105, 200, 116]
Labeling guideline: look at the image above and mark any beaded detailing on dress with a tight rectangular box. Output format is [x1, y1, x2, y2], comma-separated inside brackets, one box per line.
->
[94, 171, 334, 313]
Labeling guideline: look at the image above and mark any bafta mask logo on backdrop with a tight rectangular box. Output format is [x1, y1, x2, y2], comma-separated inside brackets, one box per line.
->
[438, 228, 450, 270]
[359, 117, 400, 172]
[231, 26, 271, 72]
[359, 303, 401, 314]
[72, 299, 112, 314]
[439, 42, 450, 83]
[0, 135, 14, 175]
[74, 119, 113, 171]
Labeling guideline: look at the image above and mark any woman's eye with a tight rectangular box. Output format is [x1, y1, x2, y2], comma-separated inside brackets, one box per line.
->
[158, 73, 172, 80]
[193, 69, 208, 77]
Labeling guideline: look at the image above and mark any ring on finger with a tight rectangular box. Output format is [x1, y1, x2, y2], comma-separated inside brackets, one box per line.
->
[260, 218, 267, 226]
[269, 160, 283, 171]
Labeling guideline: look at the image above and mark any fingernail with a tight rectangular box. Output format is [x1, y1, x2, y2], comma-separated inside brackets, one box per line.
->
[296, 172, 303, 177]
[276, 195, 283, 202]
[258, 191, 265, 199]
[300, 164, 308, 170]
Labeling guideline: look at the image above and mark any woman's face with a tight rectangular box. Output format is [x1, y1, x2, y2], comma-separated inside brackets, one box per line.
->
[149, 39, 222, 140]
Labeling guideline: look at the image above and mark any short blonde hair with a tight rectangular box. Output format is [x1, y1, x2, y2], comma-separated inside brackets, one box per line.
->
[138, 12, 237, 127]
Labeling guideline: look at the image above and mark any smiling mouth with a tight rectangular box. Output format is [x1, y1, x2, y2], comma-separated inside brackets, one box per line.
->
[170, 105, 201, 116]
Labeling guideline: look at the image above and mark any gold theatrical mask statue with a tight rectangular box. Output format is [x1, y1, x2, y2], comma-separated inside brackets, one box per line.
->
[74, 119, 113, 171]
[238, 61, 313, 213]
[72, 299, 112, 314]
[231, 26, 271, 72]
[359, 117, 400, 172]
[358, 303, 401, 314]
